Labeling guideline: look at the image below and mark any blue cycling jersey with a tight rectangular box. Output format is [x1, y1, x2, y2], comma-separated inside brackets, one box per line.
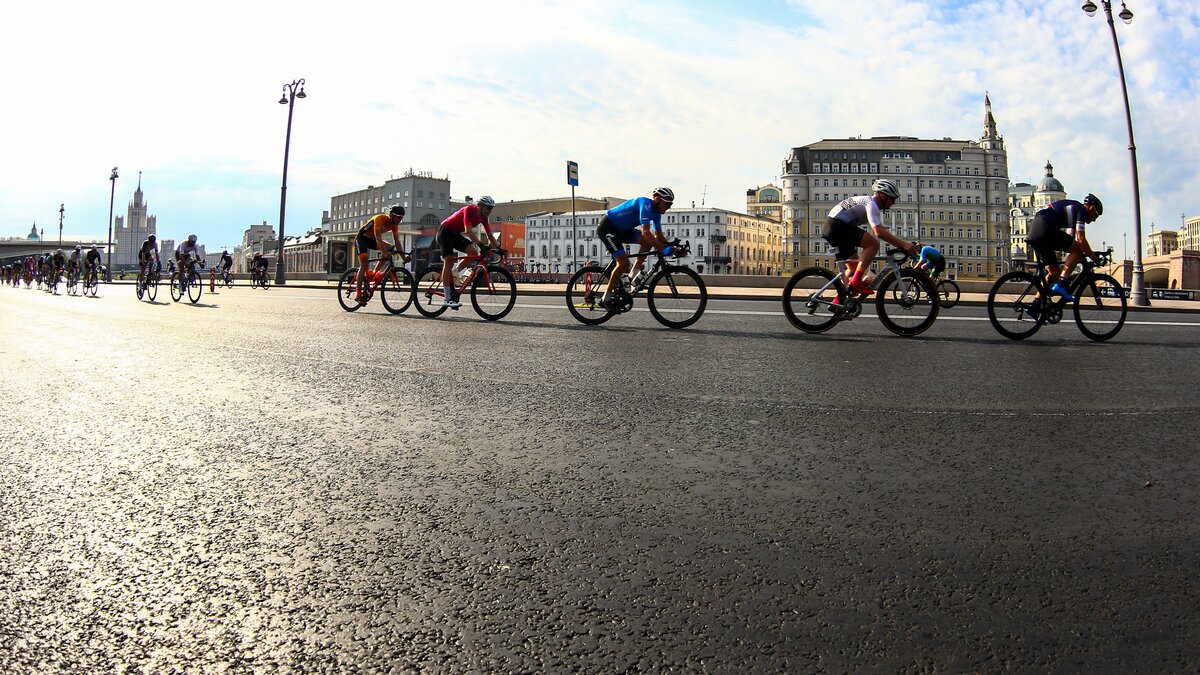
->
[605, 197, 662, 233]
[919, 246, 944, 265]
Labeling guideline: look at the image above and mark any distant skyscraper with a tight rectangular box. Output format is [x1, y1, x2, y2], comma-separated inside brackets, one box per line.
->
[114, 172, 157, 269]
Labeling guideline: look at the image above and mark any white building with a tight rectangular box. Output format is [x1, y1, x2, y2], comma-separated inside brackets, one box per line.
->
[113, 172, 157, 269]
[524, 207, 783, 276]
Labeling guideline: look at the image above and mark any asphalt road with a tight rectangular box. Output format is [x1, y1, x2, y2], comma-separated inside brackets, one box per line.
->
[2, 283, 1198, 672]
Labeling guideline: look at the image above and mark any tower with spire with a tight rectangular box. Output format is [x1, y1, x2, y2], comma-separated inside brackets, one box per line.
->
[113, 171, 157, 268]
[981, 93, 1003, 151]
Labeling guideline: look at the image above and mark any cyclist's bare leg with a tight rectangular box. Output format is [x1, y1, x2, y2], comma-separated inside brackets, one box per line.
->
[854, 232, 879, 286]
[1060, 242, 1083, 280]
[356, 252, 371, 299]
[604, 252, 630, 299]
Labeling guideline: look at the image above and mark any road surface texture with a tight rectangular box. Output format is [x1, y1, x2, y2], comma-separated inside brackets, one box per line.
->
[2, 284, 1198, 672]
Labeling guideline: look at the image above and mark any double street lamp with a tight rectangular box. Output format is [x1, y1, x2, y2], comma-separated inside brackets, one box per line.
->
[58, 204, 64, 247]
[275, 78, 306, 286]
[1081, 0, 1149, 305]
[106, 167, 118, 281]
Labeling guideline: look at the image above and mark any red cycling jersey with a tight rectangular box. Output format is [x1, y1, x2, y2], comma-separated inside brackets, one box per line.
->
[440, 204, 492, 236]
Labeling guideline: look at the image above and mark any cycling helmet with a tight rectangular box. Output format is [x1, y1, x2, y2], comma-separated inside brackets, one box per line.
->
[389, 204, 405, 217]
[56, 248, 63, 255]
[90, 244, 97, 251]
[652, 187, 675, 203]
[75, 245, 82, 251]
[477, 195, 496, 208]
[871, 179, 900, 199]
[1083, 193, 1103, 216]
[187, 234, 197, 244]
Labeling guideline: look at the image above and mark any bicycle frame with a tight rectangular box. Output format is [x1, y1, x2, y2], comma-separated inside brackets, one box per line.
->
[813, 250, 920, 310]
[424, 250, 506, 302]
[1020, 250, 1114, 318]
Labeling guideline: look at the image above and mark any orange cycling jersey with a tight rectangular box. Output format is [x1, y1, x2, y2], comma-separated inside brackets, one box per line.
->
[359, 214, 396, 238]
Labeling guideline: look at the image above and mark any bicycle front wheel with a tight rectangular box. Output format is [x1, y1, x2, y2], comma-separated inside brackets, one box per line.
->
[471, 266, 516, 321]
[782, 267, 844, 334]
[413, 267, 449, 318]
[381, 268, 416, 315]
[647, 266, 706, 329]
[187, 273, 203, 303]
[875, 269, 939, 336]
[987, 270, 1044, 340]
[337, 269, 364, 312]
[170, 275, 182, 302]
[1074, 273, 1127, 342]
[937, 279, 960, 309]
[146, 276, 158, 301]
[565, 265, 614, 325]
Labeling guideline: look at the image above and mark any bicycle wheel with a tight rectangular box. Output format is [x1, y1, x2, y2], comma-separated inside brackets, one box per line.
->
[647, 266, 707, 329]
[187, 272, 203, 303]
[782, 267, 844, 333]
[987, 270, 1044, 340]
[565, 265, 615, 325]
[337, 269, 364, 312]
[262, 274, 271, 289]
[413, 266, 450, 318]
[875, 269, 939, 336]
[1074, 273, 1127, 342]
[469, 265, 516, 321]
[225, 274, 235, 288]
[147, 275, 158, 301]
[170, 274, 182, 302]
[937, 279, 960, 309]
[67, 273, 78, 296]
[381, 268, 416, 315]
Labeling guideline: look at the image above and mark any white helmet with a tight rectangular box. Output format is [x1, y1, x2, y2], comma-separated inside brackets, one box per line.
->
[477, 195, 496, 208]
[871, 179, 900, 199]
[652, 186, 675, 203]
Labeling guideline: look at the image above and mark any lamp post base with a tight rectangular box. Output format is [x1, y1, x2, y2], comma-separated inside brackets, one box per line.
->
[1129, 263, 1150, 306]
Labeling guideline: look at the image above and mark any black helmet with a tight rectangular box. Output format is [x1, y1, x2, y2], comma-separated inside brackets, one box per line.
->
[1083, 193, 1103, 216]
[389, 205, 405, 217]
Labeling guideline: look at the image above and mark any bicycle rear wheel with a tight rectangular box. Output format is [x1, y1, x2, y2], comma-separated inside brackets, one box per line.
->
[937, 279, 960, 309]
[565, 265, 614, 325]
[337, 269, 364, 312]
[471, 265, 516, 321]
[647, 266, 706, 329]
[782, 267, 844, 333]
[987, 270, 1044, 340]
[381, 268, 416, 315]
[413, 266, 450, 318]
[187, 272, 203, 303]
[875, 269, 939, 336]
[1074, 273, 1127, 342]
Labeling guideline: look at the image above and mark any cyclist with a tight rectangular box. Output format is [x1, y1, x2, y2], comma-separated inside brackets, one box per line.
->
[914, 244, 946, 280]
[138, 235, 160, 286]
[1024, 194, 1103, 313]
[437, 195, 501, 308]
[50, 248, 66, 278]
[251, 252, 270, 284]
[175, 234, 202, 286]
[67, 245, 83, 281]
[354, 205, 407, 304]
[217, 249, 233, 281]
[84, 245, 102, 284]
[23, 256, 35, 285]
[597, 187, 676, 311]
[821, 178, 916, 298]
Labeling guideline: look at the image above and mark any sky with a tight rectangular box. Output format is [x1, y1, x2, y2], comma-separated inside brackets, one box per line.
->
[2, 0, 1198, 256]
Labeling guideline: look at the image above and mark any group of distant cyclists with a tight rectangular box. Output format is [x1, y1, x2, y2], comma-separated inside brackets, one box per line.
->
[2, 245, 103, 291]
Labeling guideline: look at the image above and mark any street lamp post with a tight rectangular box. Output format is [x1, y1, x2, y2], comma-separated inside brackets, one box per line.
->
[276, 78, 306, 286]
[1082, 0, 1149, 305]
[58, 204, 64, 247]
[106, 167, 118, 281]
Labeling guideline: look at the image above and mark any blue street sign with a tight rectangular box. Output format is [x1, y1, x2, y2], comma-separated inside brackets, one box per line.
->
[567, 161, 579, 187]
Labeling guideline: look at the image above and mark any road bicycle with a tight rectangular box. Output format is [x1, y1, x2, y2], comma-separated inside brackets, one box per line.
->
[137, 265, 161, 301]
[66, 267, 80, 296]
[44, 268, 60, 295]
[565, 240, 707, 329]
[170, 258, 204, 304]
[218, 268, 235, 288]
[782, 248, 939, 336]
[250, 268, 271, 289]
[986, 247, 1126, 342]
[83, 266, 100, 297]
[337, 249, 415, 314]
[931, 277, 959, 309]
[414, 247, 516, 321]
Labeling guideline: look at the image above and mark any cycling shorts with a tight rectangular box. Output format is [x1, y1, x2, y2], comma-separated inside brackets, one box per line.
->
[436, 226, 473, 257]
[355, 231, 377, 257]
[821, 217, 867, 262]
[597, 216, 640, 258]
[1026, 212, 1075, 265]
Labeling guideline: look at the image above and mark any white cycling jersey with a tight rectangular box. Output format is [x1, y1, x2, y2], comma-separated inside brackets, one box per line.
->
[176, 241, 200, 257]
[829, 195, 885, 229]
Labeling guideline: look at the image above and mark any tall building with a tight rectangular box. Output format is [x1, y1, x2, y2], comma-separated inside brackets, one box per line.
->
[524, 206, 782, 276]
[746, 185, 783, 223]
[113, 172, 157, 269]
[780, 95, 1010, 279]
[1008, 161, 1067, 262]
